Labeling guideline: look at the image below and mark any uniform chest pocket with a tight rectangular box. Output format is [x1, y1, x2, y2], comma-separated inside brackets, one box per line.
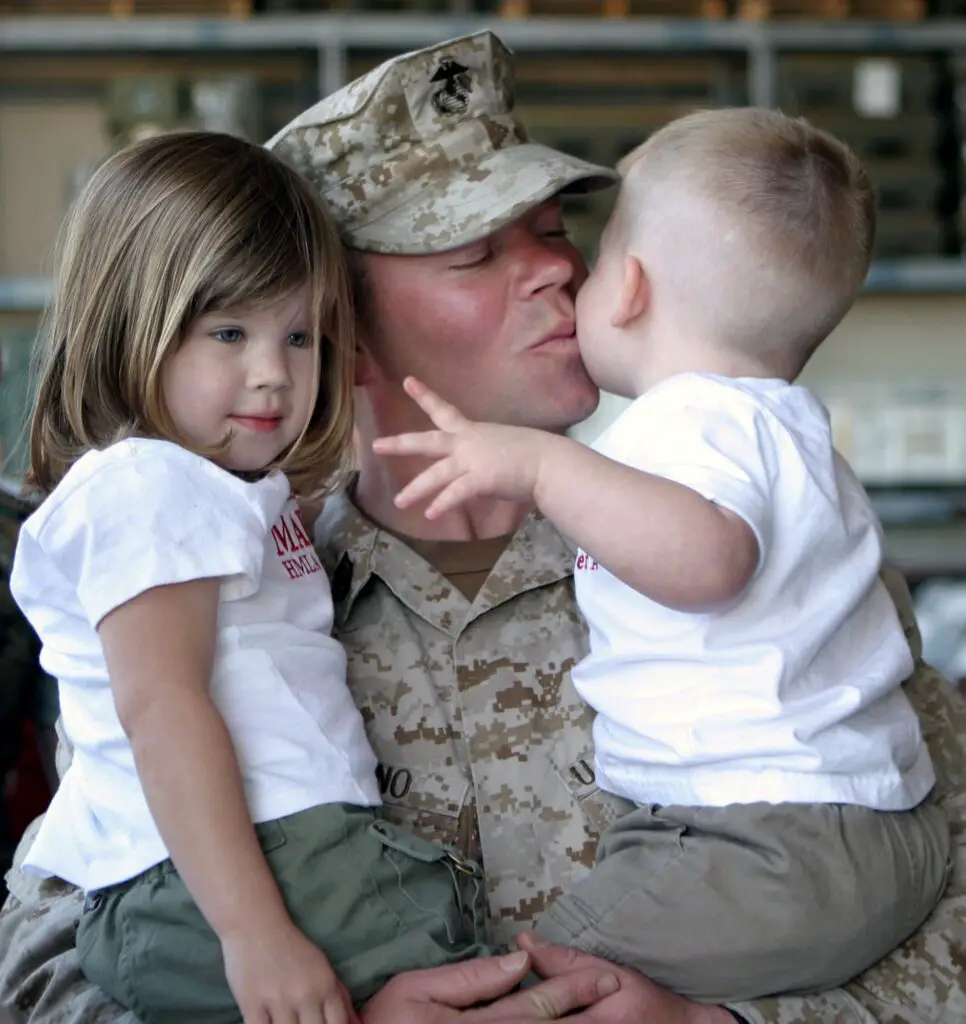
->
[374, 763, 471, 851]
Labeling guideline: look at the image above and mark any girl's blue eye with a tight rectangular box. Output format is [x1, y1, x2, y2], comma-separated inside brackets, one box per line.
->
[288, 332, 310, 349]
[212, 328, 244, 344]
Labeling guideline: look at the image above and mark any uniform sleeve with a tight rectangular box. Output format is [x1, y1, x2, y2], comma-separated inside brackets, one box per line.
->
[608, 384, 776, 565]
[31, 445, 281, 628]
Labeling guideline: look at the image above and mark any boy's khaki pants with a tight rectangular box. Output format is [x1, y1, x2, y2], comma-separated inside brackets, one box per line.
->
[536, 797, 952, 1003]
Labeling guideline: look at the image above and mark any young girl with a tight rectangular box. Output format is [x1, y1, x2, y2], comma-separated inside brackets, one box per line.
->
[10, 131, 485, 1024]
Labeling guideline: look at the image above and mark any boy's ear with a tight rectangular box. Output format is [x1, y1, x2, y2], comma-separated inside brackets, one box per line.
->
[610, 255, 650, 329]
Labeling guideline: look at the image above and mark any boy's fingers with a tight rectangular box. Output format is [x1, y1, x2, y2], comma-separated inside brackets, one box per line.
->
[425, 475, 480, 520]
[372, 431, 452, 457]
[403, 376, 466, 431]
[394, 459, 460, 509]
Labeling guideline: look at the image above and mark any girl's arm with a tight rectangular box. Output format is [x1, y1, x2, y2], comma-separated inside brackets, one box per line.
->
[98, 578, 358, 1024]
[98, 577, 292, 942]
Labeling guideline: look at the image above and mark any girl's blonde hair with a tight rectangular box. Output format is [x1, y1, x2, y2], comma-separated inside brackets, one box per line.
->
[29, 129, 355, 498]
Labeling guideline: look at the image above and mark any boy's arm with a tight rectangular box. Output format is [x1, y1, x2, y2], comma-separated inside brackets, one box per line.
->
[531, 434, 758, 611]
[375, 378, 758, 611]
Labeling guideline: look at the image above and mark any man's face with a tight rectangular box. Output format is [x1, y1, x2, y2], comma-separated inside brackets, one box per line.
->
[357, 199, 599, 432]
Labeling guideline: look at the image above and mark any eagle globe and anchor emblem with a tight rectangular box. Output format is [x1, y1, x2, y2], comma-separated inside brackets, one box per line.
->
[430, 59, 473, 116]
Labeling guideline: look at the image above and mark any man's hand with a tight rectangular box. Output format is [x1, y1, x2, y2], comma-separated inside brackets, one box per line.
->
[361, 949, 623, 1023]
[222, 922, 360, 1024]
[518, 934, 735, 1024]
[372, 377, 554, 518]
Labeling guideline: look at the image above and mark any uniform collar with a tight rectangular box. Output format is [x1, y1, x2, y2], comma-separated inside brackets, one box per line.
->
[315, 487, 574, 638]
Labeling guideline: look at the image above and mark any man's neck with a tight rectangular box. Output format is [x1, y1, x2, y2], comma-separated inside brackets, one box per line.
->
[354, 450, 531, 542]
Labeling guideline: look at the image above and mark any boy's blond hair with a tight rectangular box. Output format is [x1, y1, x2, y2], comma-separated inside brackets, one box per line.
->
[615, 107, 876, 375]
[29, 130, 355, 499]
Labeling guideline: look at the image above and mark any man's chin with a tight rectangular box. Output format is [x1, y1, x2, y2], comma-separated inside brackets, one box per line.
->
[522, 382, 600, 435]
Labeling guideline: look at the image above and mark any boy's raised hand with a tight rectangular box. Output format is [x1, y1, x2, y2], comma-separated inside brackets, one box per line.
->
[373, 377, 552, 519]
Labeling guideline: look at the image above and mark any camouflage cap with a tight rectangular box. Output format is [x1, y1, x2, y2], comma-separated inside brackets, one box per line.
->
[265, 31, 618, 255]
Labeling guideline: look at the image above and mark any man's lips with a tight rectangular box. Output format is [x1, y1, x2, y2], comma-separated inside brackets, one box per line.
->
[531, 324, 578, 352]
[231, 415, 284, 433]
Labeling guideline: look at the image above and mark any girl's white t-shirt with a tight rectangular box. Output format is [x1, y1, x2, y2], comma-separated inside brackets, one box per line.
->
[11, 438, 379, 891]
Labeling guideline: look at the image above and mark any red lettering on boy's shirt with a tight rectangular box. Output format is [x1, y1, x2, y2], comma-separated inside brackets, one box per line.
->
[576, 552, 599, 572]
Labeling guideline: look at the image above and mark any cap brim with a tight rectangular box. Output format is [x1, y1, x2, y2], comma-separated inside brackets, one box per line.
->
[345, 143, 618, 255]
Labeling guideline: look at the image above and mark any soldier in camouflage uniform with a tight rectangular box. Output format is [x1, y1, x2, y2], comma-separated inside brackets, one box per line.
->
[2, 30, 964, 1024]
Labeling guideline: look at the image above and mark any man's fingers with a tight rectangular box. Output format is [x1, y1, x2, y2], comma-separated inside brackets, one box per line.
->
[372, 431, 453, 458]
[518, 936, 606, 978]
[242, 1003, 272, 1024]
[403, 376, 465, 431]
[295, 1003, 326, 1024]
[393, 458, 461, 509]
[266, 1005, 297, 1024]
[317, 994, 354, 1024]
[465, 967, 620, 1022]
[377, 952, 532, 1011]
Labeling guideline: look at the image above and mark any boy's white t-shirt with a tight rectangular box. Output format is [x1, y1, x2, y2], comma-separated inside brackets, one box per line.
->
[11, 438, 379, 891]
[572, 373, 934, 812]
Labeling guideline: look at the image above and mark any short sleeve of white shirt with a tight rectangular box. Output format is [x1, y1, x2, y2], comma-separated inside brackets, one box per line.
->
[21, 438, 289, 628]
[594, 375, 776, 564]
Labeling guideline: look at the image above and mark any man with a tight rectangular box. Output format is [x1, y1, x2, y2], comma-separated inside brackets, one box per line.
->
[2, 31, 964, 1024]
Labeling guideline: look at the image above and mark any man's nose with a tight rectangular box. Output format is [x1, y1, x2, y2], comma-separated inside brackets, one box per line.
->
[518, 234, 579, 295]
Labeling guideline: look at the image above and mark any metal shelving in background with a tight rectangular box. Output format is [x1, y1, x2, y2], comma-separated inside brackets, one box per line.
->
[8, 16, 966, 99]
[5, 15, 966, 303]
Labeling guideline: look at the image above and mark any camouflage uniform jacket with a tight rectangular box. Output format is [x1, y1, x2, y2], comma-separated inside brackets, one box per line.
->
[1, 491, 964, 1023]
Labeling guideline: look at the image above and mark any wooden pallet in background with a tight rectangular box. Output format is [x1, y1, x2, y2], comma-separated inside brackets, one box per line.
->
[737, 0, 923, 16]
[513, 54, 745, 101]
[262, 1, 446, 8]
[0, 0, 252, 15]
[501, 0, 726, 17]
[847, 0, 923, 17]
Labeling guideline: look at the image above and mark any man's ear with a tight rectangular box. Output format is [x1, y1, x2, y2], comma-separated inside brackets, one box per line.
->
[610, 255, 650, 328]
[355, 340, 379, 387]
